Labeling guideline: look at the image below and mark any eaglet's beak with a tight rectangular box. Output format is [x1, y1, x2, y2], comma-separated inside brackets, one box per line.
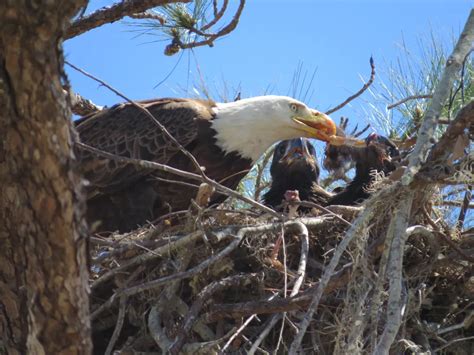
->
[281, 138, 312, 162]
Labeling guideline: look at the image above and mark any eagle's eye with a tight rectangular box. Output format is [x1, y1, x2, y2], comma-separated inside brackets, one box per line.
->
[289, 103, 299, 113]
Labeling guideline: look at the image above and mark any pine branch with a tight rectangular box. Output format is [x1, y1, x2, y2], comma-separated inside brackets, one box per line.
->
[66, 0, 189, 39]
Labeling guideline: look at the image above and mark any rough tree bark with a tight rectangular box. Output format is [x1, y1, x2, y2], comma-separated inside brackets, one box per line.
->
[0, 1, 91, 354]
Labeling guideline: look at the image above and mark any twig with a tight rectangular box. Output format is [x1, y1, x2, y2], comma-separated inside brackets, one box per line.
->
[437, 316, 473, 335]
[325, 57, 375, 115]
[353, 123, 371, 138]
[220, 293, 280, 354]
[148, 304, 173, 352]
[457, 185, 472, 229]
[92, 230, 203, 290]
[423, 209, 474, 263]
[248, 222, 309, 354]
[170, 273, 260, 354]
[448, 49, 473, 113]
[254, 147, 274, 201]
[104, 296, 127, 355]
[298, 202, 353, 226]
[177, 0, 246, 50]
[103, 265, 144, 355]
[173, 296, 216, 341]
[288, 201, 378, 354]
[202, 0, 229, 31]
[65, 0, 188, 39]
[435, 200, 473, 208]
[434, 335, 474, 352]
[386, 94, 433, 110]
[203, 263, 354, 322]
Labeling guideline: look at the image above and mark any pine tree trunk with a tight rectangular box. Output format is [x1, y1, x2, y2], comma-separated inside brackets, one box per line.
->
[0, 1, 91, 354]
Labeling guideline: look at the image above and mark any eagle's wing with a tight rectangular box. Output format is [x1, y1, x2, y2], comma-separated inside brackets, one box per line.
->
[75, 98, 214, 196]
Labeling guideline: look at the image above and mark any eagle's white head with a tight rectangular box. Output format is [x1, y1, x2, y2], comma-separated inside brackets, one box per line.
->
[212, 95, 337, 162]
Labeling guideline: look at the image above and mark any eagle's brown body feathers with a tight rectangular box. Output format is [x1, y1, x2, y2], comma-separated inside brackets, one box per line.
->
[76, 98, 251, 232]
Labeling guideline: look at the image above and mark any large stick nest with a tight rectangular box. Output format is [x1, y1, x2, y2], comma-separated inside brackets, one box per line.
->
[88, 191, 473, 354]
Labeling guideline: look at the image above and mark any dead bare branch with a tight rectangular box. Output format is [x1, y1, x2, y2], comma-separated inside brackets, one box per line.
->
[169, 273, 260, 354]
[423, 209, 474, 263]
[104, 296, 127, 355]
[387, 94, 433, 110]
[325, 57, 376, 115]
[202, 0, 228, 31]
[92, 230, 203, 290]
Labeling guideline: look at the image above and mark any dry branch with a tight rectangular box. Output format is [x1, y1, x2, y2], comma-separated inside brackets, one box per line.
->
[104, 296, 127, 355]
[325, 57, 376, 115]
[387, 94, 433, 110]
[169, 273, 260, 354]
[203, 264, 353, 323]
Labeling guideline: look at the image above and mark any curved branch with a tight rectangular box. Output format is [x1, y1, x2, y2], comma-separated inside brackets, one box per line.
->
[325, 56, 376, 115]
[178, 0, 245, 50]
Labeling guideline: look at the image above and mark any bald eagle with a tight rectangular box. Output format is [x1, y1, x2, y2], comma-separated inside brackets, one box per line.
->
[263, 138, 331, 210]
[76, 96, 340, 232]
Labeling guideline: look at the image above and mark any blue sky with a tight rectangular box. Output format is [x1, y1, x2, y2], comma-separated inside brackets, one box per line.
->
[66, 0, 472, 124]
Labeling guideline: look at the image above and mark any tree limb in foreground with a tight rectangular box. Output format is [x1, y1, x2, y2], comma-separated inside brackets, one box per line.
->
[374, 10, 474, 354]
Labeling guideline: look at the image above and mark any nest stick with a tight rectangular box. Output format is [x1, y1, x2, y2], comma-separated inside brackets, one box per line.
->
[170, 274, 260, 354]
[248, 222, 309, 354]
